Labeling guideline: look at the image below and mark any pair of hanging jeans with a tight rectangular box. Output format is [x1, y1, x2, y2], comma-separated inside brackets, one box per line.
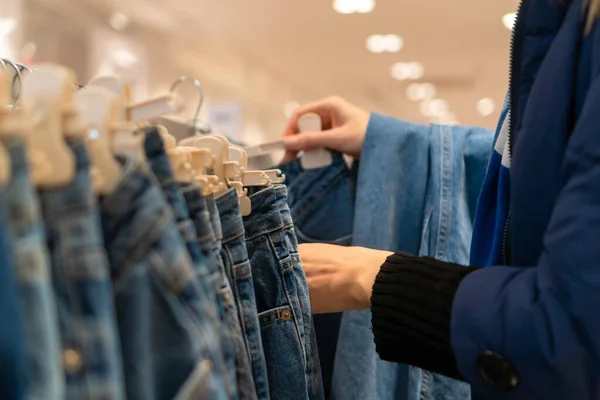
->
[278, 152, 356, 398]
[217, 188, 267, 400]
[100, 156, 228, 400]
[143, 128, 230, 398]
[205, 194, 248, 400]
[180, 182, 239, 399]
[39, 139, 125, 400]
[244, 184, 325, 400]
[3, 136, 63, 400]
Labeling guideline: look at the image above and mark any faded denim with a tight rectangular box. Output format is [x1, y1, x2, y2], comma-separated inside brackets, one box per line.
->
[3, 136, 63, 400]
[206, 194, 245, 400]
[278, 151, 355, 398]
[180, 182, 238, 398]
[100, 155, 228, 400]
[280, 115, 492, 400]
[244, 185, 324, 400]
[38, 139, 125, 400]
[217, 188, 266, 400]
[332, 115, 491, 400]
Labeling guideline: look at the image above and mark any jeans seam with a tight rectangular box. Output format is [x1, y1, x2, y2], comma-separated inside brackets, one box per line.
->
[223, 245, 251, 359]
[245, 222, 294, 241]
[267, 233, 308, 366]
[435, 125, 452, 260]
[293, 172, 347, 224]
[111, 210, 170, 283]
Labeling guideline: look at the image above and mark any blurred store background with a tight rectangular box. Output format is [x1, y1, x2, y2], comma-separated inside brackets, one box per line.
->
[1, 0, 519, 145]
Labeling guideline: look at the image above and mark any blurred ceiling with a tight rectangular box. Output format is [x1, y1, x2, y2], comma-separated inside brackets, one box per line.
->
[23, 0, 520, 130]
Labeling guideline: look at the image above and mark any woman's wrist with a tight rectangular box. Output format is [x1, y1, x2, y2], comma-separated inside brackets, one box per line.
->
[353, 249, 392, 310]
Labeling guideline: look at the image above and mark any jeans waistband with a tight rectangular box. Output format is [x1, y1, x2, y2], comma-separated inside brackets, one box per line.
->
[216, 188, 245, 243]
[279, 151, 347, 189]
[244, 185, 291, 240]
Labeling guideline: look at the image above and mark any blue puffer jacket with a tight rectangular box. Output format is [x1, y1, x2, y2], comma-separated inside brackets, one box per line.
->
[451, 0, 600, 398]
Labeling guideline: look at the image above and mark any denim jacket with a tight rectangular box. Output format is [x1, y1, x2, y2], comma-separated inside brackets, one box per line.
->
[330, 113, 493, 400]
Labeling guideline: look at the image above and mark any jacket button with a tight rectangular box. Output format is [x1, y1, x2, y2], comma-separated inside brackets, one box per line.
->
[477, 351, 518, 389]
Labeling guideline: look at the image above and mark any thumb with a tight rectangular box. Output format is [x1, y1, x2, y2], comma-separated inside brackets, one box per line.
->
[282, 129, 340, 151]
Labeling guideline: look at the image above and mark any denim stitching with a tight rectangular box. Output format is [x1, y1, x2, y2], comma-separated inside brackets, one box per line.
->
[266, 233, 307, 366]
[293, 172, 348, 224]
[435, 125, 452, 260]
[244, 222, 294, 242]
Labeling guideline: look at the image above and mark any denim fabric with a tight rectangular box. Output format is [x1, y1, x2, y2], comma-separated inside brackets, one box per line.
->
[278, 152, 355, 398]
[3, 136, 63, 400]
[100, 155, 228, 400]
[217, 188, 266, 400]
[207, 194, 246, 400]
[244, 185, 324, 400]
[180, 182, 238, 398]
[38, 138, 125, 400]
[280, 119, 491, 400]
[330, 115, 491, 400]
[0, 185, 27, 400]
[144, 127, 219, 313]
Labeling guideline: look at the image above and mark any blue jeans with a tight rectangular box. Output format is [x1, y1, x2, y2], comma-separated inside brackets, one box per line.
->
[205, 194, 248, 400]
[0, 172, 27, 400]
[279, 152, 355, 398]
[244, 184, 325, 400]
[3, 137, 63, 400]
[100, 155, 227, 400]
[180, 182, 238, 398]
[38, 139, 125, 400]
[217, 188, 267, 400]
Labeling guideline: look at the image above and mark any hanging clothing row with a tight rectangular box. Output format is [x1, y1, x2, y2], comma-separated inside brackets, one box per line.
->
[0, 62, 325, 400]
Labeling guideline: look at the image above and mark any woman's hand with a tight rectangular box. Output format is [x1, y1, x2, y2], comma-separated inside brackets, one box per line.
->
[281, 96, 370, 161]
[299, 243, 392, 314]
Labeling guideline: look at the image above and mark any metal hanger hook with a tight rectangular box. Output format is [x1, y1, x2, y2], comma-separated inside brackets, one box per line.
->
[1, 59, 22, 106]
[170, 76, 204, 130]
[16, 63, 31, 73]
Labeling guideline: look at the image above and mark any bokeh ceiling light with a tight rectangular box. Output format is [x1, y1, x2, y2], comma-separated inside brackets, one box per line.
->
[109, 12, 130, 31]
[391, 62, 424, 81]
[420, 98, 448, 117]
[366, 34, 403, 53]
[406, 82, 437, 101]
[477, 97, 496, 116]
[333, 0, 375, 14]
[503, 12, 516, 31]
[112, 49, 138, 68]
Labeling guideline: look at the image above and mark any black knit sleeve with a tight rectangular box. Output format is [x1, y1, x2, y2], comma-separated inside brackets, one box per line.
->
[370, 252, 478, 380]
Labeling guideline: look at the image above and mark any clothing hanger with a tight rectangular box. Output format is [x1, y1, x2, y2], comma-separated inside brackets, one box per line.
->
[155, 124, 197, 184]
[1, 58, 22, 107]
[191, 134, 253, 215]
[245, 113, 333, 170]
[177, 145, 222, 196]
[156, 76, 211, 142]
[19, 63, 77, 188]
[228, 146, 284, 186]
[86, 75, 186, 158]
[74, 86, 123, 194]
